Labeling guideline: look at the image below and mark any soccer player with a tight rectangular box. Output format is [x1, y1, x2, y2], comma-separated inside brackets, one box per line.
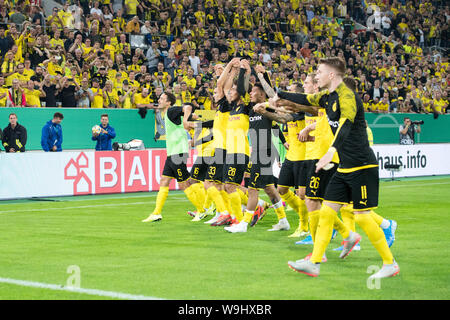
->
[141, 93, 206, 223]
[280, 58, 398, 279]
[330, 77, 397, 251]
[253, 80, 311, 238]
[224, 61, 289, 233]
[219, 59, 252, 226]
[255, 74, 345, 262]
[203, 59, 240, 226]
[294, 73, 342, 249]
[186, 116, 216, 221]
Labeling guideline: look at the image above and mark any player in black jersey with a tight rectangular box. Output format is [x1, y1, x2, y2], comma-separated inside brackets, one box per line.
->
[278, 57, 398, 279]
[224, 60, 290, 233]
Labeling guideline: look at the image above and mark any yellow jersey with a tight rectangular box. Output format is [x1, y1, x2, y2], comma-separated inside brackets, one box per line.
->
[0, 86, 8, 107]
[212, 96, 230, 151]
[226, 102, 250, 155]
[194, 127, 215, 158]
[24, 88, 41, 107]
[305, 108, 339, 163]
[285, 113, 306, 161]
[134, 93, 152, 106]
[91, 87, 104, 108]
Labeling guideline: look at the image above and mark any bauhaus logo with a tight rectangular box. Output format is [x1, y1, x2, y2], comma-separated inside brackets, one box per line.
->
[94, 151, 149, 194]
[62, 149, 199, 196]
[64, 152, 92, 195]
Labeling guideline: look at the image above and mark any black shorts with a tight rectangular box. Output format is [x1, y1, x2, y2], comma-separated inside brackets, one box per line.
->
[162, 153, 190, 183]
[247, 161, 275, 190]
[278, 159, 306, 189]
[324, 166, 379, 211]
[305, 159, 338, 200]
[190, 156, 214, 181]
[223, 153, 249, 185]
[205, 148, 226, 183]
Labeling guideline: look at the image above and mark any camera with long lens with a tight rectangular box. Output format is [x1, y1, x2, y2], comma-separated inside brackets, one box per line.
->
[411, 120, 424, 125]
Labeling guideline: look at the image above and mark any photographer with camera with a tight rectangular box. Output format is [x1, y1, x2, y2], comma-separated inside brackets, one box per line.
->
[92, 114, 116, 151]
[399, 117, 422, 145]
[195, 81, 213, 110]
[59, 76, 79, 108]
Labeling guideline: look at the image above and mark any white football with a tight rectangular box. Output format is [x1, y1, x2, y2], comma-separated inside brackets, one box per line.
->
[92, 125, 101, 134]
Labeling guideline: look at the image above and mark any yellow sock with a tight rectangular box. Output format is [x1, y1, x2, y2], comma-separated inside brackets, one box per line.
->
[333, 215, 350, 239]
[340, 204, 356, 232]
[207, 186, 226, 213]
[281, 190, 308, 231]
[243, 210, 253, 224]
[298, 199, 308, 232]
[236, 188, 248, 205]
[355, 213, 394, 264]
[229, 191, 243, 221]
[370, 210, 384, 226]
[308, 210, 320, 242]
[153, 186, 169, 215]
[273, 200, 286, 220]
[280, 190, 300, 211]
[203, 187, 213, 209]
[310, 205, 336, 263]
[221, 190, 232, 214]
[184, 185, 203, 213]
[191, 183, 206, 212]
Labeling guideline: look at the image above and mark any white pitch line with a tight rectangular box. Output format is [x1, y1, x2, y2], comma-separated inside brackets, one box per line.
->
[0, 277, 164, 300]
[382, 182, 450, 189]
[0, 197, 190, 214]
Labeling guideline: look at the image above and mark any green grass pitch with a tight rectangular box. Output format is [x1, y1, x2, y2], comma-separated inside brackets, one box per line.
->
[0, 176, 449, 300]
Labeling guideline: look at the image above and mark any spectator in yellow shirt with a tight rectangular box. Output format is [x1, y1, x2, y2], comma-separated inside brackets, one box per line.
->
[0, 76, 8, 107]
[44, 55, 64, 76]
[125, 0, 140, 18]
[47, 7, 64, 30]
[180, 82, 192, 103]
[9, 63, 30, 87]
[24, 80, 45, 108]
[118, 80, 135, 109]
[103, 80, 120, 108]
[91, 78, 104, 108]
[133, 87, 154, 109]
[23, 59, 35, 79]
[50, 30, 64, 49]
[125, 16, 140, 34]
[1, 51, 17, 86]
[183, 68, 197, 91]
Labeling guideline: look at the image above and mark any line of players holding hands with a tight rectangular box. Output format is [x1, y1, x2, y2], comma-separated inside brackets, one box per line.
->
[142, 57, 399, 279]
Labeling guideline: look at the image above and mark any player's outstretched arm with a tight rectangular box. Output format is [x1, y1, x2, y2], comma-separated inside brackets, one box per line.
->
[253, 102, 294, 124]
[276, 99, 319, 115]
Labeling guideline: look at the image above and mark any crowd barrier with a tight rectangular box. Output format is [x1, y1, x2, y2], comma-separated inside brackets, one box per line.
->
[1, 143, 449, 200]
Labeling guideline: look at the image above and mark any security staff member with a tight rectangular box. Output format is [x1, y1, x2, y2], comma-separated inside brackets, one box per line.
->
[2, 113, 27, 152]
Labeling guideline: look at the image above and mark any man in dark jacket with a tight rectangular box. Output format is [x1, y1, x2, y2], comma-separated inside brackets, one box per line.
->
[41, 112, 64, 152]
[92, 114, 116, 151]
[2, 113, 27, 152]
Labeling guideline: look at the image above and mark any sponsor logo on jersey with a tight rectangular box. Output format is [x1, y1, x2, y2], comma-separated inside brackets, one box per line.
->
[249, 115, 263, 122]
[328, 117, 339, 128]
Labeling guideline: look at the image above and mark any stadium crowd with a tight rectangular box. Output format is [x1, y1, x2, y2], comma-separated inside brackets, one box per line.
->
[0, 0, 448, 114]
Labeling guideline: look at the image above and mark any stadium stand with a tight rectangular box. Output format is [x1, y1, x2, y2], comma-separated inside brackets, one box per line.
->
[0, 0, 448, 114]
